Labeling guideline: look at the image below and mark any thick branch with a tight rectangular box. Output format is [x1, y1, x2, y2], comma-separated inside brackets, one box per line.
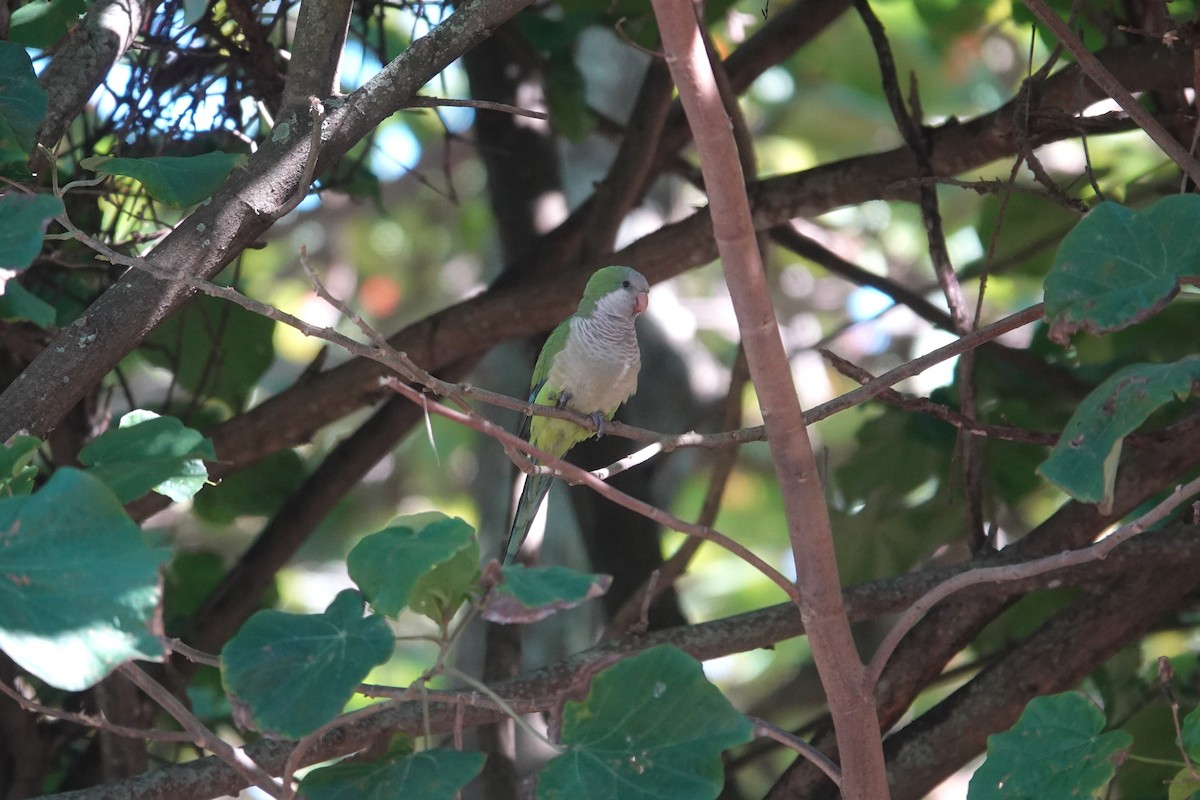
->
[32, 0, 154, 173]
[770, 410, 1200, 797]
[178, 42, 1190, 482]
[40, 523, 1200, 800]
[0, 0, 534, 441]
[886, 555, 1200, 799]
[278, 0, 353, 114]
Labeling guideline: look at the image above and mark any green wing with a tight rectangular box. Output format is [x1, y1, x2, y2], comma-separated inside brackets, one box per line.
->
[518, 318, 572, 442]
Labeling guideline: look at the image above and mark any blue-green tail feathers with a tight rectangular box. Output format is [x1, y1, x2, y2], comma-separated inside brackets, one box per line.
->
[503, 472, 553, 563]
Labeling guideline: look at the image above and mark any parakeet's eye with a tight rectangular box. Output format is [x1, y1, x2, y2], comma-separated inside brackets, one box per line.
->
[622, 280, 631, 288]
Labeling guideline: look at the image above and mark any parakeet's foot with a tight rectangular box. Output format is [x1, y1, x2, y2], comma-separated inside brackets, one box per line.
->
[555, 391, 573, 408]
[589, 411, 607, 438]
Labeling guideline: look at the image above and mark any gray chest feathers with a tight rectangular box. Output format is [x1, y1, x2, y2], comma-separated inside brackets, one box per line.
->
[547, 313, 641, 414]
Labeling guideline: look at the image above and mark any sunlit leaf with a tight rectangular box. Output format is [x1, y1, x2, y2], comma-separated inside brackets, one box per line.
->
[539, 645, 753, 800]
[79, 411, 215, 503]
[8, 0, 87, 48]
[1168, 767, 1200, 800]
[81, 151, 244, 208]
[968, 692, 1131, 799]
[220, 590, 393, 738]
[181, 0, 208, 26]
[348, 513, 477, 620]
[0, 469, 169, 691]
[0, 435, 41, 497]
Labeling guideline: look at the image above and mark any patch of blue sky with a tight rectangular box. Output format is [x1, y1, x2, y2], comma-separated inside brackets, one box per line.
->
[437, 102, 474, 134]
[340, 40, 384, 92]
[89, 59, 247, 144]
[370, 121, 421, 182]
[846, 285, 895, 354]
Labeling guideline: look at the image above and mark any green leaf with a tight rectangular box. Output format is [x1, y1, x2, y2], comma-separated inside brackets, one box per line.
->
[1168, 767, 1200, 800]
[181, 0, 208, 25]
[967, 692, 1132, 800]
[1044, 196, 1200, 345]
[193, 448, 307, 524]
[539, 645, 753, 800]
[1037, 358, 1200, 510]
[220, 589, 393, 738]
[347, 513, 478, 620]
[483, 564, 611, 624]
[81, 151, 244, 208]
[299, 748, 485, 800]
[79, 411, 215, 503]
[545, 51, 594, 141]
[162, 551, 227, 634]
[141, 293, 275, 410]
[0, 194, 64, 269]
[8, 0, 87, 48]
[0, 41, 48, 163]
[0, 435, 41, 496]
[1181, 703, 1200, 763]
[0, 281, 57, 328]
[0, 469, 170, 690]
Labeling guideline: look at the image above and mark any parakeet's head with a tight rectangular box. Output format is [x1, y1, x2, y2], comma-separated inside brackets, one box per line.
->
[578, 266, 650, 318]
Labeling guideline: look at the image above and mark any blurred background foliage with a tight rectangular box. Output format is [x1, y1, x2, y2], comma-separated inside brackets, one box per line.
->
[8, 0, 1200, 795]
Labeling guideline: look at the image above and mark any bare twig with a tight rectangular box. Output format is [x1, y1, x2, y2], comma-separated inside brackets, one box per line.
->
[117, 664, 286, 798]
[749, 715, 842, 786]
[605, 345, 751, 637]
[384, 377, 802, 604]
[1021, 0, 1200, 185]
[821, 350, 1059, 446]
[406, 95, 548, 120]
[275, 98, 326, 220]
[865, 473, 1200, 690]
[0, 678, 193, 743]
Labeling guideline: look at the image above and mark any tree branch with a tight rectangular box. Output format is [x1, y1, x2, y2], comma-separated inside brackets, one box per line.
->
[167, 42, 1189, 490]
[32, 0, 154, 175]
[0, 0, 535, 441]
[651, 1, 887, 796]
[41, 522, 1200, 800]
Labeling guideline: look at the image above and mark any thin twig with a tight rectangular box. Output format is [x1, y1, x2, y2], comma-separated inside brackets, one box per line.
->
[406, 95, 548, 120]
[865, 472, 1200, 690]
[606, 345, 751, 638]
[821, 350, 1058, 446]
[748, 715, 842, 786]
[117, 663, 286, 798]
[0, 678, 193, 742]
[443, 666, 562, 750]
[385, 377, 802, 604]
[1021, 0, 1200, 185]
[276, 97, 326, 219]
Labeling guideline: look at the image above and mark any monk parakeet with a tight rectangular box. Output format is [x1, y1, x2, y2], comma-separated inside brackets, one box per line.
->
[503, 266, 650, 563]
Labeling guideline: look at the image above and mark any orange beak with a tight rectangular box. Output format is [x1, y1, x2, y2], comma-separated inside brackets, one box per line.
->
[634, 291, 649, 315]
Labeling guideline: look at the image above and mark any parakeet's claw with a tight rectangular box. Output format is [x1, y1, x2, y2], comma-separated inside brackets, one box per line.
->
[555, 391, 573, 409]
[589, 411, 606, 438]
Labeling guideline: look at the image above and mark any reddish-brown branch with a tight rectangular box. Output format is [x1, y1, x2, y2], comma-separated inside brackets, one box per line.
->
[385, 378, 801, 603]
[650, 1, 888, 796]
[1021, 0, 1200, 183]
